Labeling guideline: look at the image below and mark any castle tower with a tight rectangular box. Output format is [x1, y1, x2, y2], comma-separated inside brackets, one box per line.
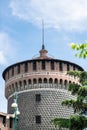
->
[2, 44, 83, 130]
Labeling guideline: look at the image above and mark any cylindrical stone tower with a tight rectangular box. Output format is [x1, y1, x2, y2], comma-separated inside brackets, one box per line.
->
[2, 44, 83, 130]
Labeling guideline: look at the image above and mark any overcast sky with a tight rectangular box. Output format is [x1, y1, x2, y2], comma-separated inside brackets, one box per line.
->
[0, 0, 87, 112]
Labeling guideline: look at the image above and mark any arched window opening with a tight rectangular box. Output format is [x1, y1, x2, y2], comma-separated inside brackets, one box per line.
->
[69, 81, 71, 84]
[60, 79, 63, 84]
[64, 80, 68, 89]
[54, 78, 58, 84]
[28, 79, 31, 84]
[59, 79, 63, 88]
[44, 78, 47, 83]
[33, 79, 37, 84]
[38, 78, 42, 83]
[24, 80, 27, 88]
[49, 78, 53, 84]
[19, 81, 22, 90]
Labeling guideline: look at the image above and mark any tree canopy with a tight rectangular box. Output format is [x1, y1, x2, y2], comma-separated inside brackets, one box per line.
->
[52, 71, 87, 130]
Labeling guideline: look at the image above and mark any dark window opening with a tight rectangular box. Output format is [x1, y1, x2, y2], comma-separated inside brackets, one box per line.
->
[51, 61, 54, 70]
[12, 67, 14, 76]
[44, 78, 47, 83]
[28, 79, 31, 84]
[73, 65, 76, 70]
[36, 115, 41, 124]
[42, 61, 45, 70]
[33, 61, 36, 70]
[36, 94, 41, 102]
[64, 80, 67, 89]
[59, 62, 63, 71]
[18, 64, 20, 74]
[60, 79, 63, 86]
[69, 81, 71, 84]
[24, 80, 26, 87]
[54, 78, 58, 84]
[38, 78, 42, 83]
[49, 78, 53, 83]
[33, 79, 37, 84]
[25, 63, 28, 72]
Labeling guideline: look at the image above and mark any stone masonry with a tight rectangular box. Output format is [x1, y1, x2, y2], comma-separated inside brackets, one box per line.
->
[2, 45, 84, 130]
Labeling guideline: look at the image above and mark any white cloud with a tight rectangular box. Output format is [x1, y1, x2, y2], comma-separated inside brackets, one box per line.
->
[9, 0, 87, 31]
[0, 51, 7, 65]
[0, 32, 16, 65]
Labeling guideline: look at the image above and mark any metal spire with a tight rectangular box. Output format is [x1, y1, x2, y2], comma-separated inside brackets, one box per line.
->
[42, 19, 45, 50]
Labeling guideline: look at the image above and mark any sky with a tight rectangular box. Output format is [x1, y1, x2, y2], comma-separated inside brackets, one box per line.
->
[0, 0, 87, 112]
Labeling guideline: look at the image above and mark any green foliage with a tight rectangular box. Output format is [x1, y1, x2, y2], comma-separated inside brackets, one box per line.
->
[51, 118, 69, 129]
[62, 99, 84, 113]
[52, 115, 87, 130]
[67, 70, 81, 78]
[70, 115, 87, 130]
[66, 71, 87, 112]
[80, 71, 87, 85]
[67, 71, 87, 85]
[78, 86, 87, 97]
[70, 43, 87, 58]
[52, 70, 87, 129]
[62, 99, 76, 107]
[68, 83, 81, 95]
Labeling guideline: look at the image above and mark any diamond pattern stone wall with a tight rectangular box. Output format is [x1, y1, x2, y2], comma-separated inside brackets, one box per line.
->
[8, 88, 75, 130]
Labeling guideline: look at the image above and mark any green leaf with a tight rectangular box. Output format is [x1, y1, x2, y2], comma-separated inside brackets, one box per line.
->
[70, 43, 76, 49]
[70, 42, 87, 59]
